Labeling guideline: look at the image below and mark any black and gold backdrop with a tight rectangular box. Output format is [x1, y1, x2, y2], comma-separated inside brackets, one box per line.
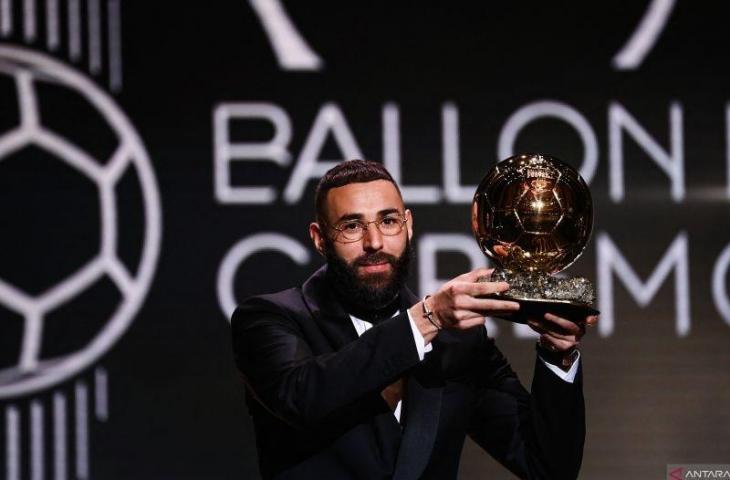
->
[0, 1, 728, 479]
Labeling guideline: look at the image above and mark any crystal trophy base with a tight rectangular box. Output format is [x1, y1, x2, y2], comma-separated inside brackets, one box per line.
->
[477, 268, 599, 324]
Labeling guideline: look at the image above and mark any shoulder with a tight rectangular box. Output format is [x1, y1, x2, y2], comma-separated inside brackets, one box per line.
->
[234, 287, 302, 313]
[230, 266, 330, 343]
[231, 287, 306, 331]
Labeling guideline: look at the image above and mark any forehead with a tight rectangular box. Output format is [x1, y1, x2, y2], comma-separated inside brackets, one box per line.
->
[325, 180, 404, 221]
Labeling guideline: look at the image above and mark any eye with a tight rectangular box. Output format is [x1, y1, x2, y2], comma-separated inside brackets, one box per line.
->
[381, 216, 399, 225]
[341, 221, 363, 231]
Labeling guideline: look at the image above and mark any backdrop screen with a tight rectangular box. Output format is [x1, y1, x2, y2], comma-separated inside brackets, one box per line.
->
[0, 2, 728, 479]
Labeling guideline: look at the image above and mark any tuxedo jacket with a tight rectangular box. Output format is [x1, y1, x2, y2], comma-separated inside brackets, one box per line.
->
[231, 266, 585, 479]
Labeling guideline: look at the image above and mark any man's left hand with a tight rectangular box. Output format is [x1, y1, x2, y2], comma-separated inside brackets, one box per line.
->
[527, 313, 599, 364]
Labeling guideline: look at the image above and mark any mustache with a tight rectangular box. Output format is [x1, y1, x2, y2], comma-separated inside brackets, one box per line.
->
[354, 252, 397, 267]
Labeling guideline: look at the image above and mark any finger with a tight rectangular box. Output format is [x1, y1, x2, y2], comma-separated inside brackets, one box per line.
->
[454, 317, 488, 330]
[458, 268, 494, 283]
[468, 281, 510, 297]
[528, 320, 578, 342]
[528, 320, 546, 335]
[454, 309, 489, 322]
[486, 309, 519, 318]
[464, 297, 520, 313]
[539, 334, 577, 353]
[527, 317, 586, 340]
[544, 313, 582, 335]
[527, 316, 571, 336]
[454, 268, 491, 282]
[575, 314, 598, 327]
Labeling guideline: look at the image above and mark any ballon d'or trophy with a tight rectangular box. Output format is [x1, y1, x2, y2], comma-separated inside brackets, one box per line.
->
[471, 153, 599, 323]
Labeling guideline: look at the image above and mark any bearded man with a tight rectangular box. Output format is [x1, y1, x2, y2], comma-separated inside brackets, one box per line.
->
[231, 159, 597, 480]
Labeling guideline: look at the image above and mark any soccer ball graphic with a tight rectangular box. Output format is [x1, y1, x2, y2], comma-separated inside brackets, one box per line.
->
[0, 45, 161, 398]
[471, 153, 593, 274]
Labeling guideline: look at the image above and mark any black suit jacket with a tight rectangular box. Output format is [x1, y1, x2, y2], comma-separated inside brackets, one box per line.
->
[231, 266, 585, 479]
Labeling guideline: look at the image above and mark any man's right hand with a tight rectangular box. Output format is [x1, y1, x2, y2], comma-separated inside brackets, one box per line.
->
[408, 268, 520, 343]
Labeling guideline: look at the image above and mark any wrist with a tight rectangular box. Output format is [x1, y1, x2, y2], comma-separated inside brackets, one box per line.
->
[421, 295, 442, 330]
[408, 299, 440, 343]
[535, 342, 579, 371]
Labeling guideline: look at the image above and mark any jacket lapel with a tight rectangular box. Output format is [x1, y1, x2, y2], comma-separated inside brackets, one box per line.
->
[393, 376, 443, 480]
[393, 287, 444, 480]
[301, 265, 359, 349]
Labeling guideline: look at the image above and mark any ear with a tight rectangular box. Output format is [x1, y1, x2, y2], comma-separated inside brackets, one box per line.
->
[405, 208, 413, 241]
[309, 222, 326, 257]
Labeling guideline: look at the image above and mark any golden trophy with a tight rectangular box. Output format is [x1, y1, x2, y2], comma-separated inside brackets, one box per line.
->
[471, 153, 598, 323]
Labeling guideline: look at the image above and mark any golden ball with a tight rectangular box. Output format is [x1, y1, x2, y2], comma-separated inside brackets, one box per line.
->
[471, 153, 593, 274]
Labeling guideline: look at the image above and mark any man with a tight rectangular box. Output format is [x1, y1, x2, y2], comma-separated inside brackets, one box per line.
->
[231, 159, 597, 479]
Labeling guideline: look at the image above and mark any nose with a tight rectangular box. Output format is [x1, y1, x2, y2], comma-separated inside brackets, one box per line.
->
[361, 222, 383, 251]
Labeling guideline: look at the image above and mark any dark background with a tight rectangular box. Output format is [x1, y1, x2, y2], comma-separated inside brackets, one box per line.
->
[1, 1, 729, 479]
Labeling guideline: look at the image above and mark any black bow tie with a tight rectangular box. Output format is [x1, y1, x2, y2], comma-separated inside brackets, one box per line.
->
[344, 296, 401, 325]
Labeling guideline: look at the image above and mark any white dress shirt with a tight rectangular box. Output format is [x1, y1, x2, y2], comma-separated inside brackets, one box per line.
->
[349, 309, 580, 422]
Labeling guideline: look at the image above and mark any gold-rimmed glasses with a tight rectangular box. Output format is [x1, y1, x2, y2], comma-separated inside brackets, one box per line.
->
[328, 214, 408, 243]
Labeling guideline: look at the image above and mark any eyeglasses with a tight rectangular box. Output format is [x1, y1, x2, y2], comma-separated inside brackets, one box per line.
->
[328, 214, 408, 243]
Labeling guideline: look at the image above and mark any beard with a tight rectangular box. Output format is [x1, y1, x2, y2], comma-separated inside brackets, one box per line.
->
[323, 237, 413, 318]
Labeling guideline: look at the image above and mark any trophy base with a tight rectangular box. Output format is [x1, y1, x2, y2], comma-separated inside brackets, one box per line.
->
[477, 268, 599, 324]
[483, 294, 599, 324]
